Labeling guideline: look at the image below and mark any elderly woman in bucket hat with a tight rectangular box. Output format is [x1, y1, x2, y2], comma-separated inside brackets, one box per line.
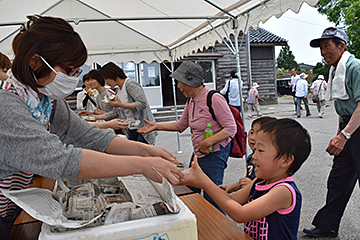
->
[310, 75, 328, 118]
[138, 61, 236, 213]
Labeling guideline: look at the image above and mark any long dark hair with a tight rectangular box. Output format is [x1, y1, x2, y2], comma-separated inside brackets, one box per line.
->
[12, 16, 87, 90]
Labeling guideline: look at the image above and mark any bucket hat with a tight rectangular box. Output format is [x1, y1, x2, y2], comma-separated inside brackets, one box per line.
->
[252, 82, 259, 88]
[170, 61, 204, 87]
[299, 73, 308, 79]
[317, 75, 325, 80]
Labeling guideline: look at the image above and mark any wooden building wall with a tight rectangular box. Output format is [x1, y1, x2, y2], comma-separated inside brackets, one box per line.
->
[204, 33, 278, 104]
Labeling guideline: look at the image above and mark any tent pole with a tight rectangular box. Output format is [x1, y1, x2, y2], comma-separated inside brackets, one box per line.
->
[170, 51, 182, 153]
[232, 19, 248, 160]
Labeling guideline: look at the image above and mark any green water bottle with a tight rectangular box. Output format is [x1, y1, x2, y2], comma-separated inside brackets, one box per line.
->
[204, 123, 214, 152]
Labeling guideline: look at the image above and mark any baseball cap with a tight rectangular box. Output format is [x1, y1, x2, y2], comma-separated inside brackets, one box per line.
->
[310, 27, 348, 48]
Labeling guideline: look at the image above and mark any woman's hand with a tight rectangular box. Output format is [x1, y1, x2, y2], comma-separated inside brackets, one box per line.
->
[95, 109, 106, 115]
[109, 97, 124, 108]
[87, 89, 95, 96]
[141, 157, 185, 184]
[107, 119, 129, 130]
[198, 138, 212, 154]
[140, 145, 178, 163]
[78, 110, 91, 117]
[137, 119, 158, 133]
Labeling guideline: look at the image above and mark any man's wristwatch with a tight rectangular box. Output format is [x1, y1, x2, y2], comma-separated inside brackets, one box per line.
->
[341, 130, 351, 140]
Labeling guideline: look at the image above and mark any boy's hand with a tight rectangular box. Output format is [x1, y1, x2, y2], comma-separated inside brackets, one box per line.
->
[219, 182, 241, 193]
[177, 156, 208, 188]
[238, 177, 252, 189]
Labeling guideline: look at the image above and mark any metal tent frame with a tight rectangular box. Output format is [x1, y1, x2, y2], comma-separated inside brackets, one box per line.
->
[0, 0, 319, 155]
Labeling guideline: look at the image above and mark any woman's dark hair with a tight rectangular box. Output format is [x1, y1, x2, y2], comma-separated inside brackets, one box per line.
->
[12, 16, 87, 90]
[99, 62, 127, 80]
[87, 69, 105, 86]
[0, 52, 11, 70]
[230, 70, 237, 79]
[260, 118, 311, 176]
[82, 73, 89, 82]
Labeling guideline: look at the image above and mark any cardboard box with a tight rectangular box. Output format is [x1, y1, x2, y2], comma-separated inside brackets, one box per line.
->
[38, 197, 197, 240]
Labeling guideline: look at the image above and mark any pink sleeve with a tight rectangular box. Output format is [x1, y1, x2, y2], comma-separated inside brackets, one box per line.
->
[211, 93, 236, 138]
[175, 102, 190, 133]
[276, 183, 297, 215]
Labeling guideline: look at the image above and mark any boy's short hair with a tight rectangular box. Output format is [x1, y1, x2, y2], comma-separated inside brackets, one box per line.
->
[87, 69, 105, 86]
[251, 116, 276, 128]
[260, 118, 311, 176]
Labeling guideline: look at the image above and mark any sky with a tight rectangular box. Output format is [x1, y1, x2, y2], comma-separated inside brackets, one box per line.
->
[259, 3, 336, 66]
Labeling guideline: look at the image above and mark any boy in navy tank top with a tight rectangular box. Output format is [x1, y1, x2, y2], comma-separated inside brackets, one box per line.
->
[180, 118, 311, 240]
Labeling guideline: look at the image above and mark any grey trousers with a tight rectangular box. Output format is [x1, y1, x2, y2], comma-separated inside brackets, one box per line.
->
[316, 99, 326, 116]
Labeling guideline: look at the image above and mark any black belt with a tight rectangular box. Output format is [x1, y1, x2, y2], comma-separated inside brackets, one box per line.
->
[340, 115, 351, 123]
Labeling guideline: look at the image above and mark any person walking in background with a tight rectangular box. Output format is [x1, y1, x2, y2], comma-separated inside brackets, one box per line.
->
[303, 27, 360, 238]
[247, 82, 261, 118]
[311, 75, 328, 118]
[220, 69, 242, 113]
[295, 73, 311, 118]
[0, 52, 11, 81]
[289, 68, 303, 115]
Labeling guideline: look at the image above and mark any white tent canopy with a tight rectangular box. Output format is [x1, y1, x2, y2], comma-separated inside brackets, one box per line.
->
[0, 0, 319, 153]
[0, 0, 318, 64]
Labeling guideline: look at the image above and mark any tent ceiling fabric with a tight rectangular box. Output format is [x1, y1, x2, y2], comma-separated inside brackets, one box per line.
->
[0, 0, 319, 64]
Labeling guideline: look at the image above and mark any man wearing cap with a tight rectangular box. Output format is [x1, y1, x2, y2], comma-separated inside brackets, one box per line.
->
[303, 27, 360, 238]
[310, 75, 328, 118]
[246, 82, 261, 118]
[295, 73, 311, 118]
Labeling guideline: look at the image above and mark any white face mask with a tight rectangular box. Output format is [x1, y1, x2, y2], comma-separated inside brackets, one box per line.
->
[37, 56, 79, 99]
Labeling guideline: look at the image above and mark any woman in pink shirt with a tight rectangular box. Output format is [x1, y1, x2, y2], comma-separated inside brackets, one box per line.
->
[138, 61, 236, 213]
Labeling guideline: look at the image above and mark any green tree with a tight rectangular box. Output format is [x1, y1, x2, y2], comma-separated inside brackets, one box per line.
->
[315, 0, 360, 57]
[312, 59, 330, 82]
[276, 43, 300, 71]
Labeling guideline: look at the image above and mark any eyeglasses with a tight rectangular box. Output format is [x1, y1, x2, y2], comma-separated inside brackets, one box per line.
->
[39, 55, 82, 77]
[58, 63, 82, 77]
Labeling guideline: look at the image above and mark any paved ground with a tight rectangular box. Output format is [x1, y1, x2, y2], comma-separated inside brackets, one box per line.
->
[155, 97, 360, 240]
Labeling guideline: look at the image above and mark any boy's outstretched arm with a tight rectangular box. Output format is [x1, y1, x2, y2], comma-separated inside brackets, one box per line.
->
[179, 156, 294, 223]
